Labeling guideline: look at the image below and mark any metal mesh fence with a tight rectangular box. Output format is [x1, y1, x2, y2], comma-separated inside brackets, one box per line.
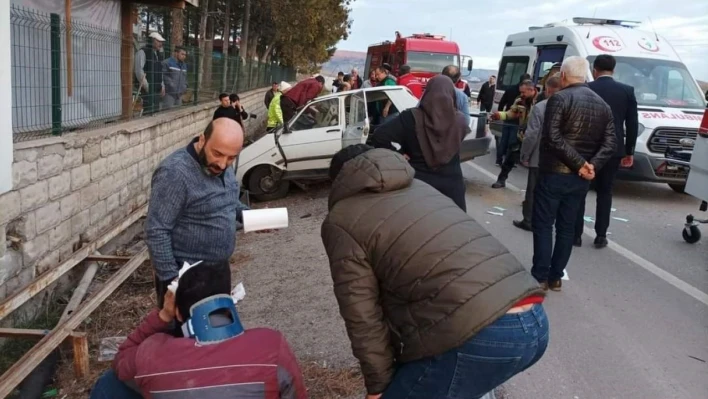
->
[10, 5, 296, 142]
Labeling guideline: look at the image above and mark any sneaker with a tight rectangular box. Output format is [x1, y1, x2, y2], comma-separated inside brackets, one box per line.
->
[548, 280, 562, 291]
[594, 236, 608, 249]
[573, 237, 582, 247]
[513, 220, 532, 231]
[491, 180, 506, 189]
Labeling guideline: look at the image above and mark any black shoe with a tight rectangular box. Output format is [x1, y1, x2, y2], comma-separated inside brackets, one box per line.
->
[548, 280, 562, 291]
[573, 237, 582, 247]
[594, 236, 608, 249]
[491, 180, 506, 189]
[513, 220, 532, 231]
[495, 160, 503, 167]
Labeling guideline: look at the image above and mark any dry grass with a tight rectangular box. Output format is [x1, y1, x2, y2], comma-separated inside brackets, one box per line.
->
[300, 360, 364, 399]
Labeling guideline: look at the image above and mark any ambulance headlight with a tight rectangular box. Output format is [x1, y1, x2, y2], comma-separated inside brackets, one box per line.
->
[637, 123, 646, 136]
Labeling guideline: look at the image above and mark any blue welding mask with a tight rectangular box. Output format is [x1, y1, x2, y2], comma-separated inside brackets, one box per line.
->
[180, 294, 244, 345]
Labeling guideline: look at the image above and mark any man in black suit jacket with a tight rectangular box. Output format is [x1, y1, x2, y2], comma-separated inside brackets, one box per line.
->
[574, 54, 638, 248]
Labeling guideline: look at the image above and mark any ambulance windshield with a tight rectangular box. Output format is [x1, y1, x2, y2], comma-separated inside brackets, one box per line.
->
[588, 56, 705, 109]
[407, 52, 460, 74]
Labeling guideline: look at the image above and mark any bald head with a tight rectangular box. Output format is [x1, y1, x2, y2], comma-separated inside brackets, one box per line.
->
[196, 118, 244, 176]
[442, 65, 461, 83]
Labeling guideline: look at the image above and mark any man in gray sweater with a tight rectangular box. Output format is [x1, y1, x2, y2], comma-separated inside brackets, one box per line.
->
[514, 75, 561, 232]
[146, 118, 249, 306]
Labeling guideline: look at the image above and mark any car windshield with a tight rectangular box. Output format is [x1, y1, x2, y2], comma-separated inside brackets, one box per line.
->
[407, 51, 459, 73]
[587, 56, 705, 109]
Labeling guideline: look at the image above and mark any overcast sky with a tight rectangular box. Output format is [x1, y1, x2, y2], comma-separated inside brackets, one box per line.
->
[340, 0, 708, 81]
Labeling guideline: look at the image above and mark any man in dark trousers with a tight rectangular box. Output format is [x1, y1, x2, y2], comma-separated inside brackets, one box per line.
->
[477, 75, 496, 112]
[281, 75, 325, 125]
[531, 56, 616, 292]
[574, 54, 638, 249]
[135, 32, 166, 115]
[496, 74, 531, 165]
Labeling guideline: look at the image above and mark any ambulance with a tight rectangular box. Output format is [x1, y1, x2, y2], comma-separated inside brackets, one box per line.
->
[495, 17, 706, 193]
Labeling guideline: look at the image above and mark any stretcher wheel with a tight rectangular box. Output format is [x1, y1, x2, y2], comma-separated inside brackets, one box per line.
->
[682, 225, 701, 244]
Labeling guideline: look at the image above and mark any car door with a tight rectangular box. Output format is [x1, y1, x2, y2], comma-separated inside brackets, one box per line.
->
[278, 96, 343, 172]
[343, 91, 370, 148]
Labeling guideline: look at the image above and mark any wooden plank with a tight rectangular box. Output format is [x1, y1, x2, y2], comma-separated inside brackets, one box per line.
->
[0, 205, 147, 321]
[0, 248, 149, 397]
[71, 333, 90, 378]
[84, 255, 131, 263]
[0, 328, 83, 339]
[65, 0, 73, 97]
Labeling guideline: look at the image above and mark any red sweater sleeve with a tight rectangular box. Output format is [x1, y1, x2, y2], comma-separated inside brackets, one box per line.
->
[277, 334, 308, 399]
[112, 309, 170, 381]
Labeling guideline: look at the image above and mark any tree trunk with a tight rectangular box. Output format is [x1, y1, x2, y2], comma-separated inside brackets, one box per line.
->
[247, 31, 259, 61]
[202, 0, 216, 90]
[240, 0, 251, 63]
[170, 8, 184, 50]
[197, 0, 209, 90]
[221, 0, 231, 91]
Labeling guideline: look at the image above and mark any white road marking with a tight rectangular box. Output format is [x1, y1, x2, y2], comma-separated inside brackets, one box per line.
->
[465, 161, 708, 307]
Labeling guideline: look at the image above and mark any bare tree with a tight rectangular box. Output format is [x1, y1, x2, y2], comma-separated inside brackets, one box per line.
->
[197, 0, 209, 90]
[170, 8, 184, 50]
[221, 0, 231, 91]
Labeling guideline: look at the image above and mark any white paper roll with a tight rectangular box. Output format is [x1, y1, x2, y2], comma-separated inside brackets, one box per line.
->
[242, 208, 289, 233]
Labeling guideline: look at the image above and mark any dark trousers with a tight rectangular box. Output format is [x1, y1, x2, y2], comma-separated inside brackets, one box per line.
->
[575, 157, 622, 239]
[90, 370, 142, 399]
[154, 276, 170, 308]
[140, 87, 160, 115]
[496, 125, 518, 164]
[496, 140, 520, 183]
[280, 96, 297, 125]
[382, 305, 549, 399]
[531, 173, 590, 283]
[522, 167, 540, 223]
[479, 102, 493, 112]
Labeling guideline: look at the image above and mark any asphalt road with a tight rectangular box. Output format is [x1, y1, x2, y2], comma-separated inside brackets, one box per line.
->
[463, 147, 708, 399]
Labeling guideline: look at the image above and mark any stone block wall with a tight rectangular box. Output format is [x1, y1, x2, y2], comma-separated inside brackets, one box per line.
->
[0, 87, 269, 322]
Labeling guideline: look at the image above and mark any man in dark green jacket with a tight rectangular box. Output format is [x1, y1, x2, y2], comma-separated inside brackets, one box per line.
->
[321, 145, 549, 399]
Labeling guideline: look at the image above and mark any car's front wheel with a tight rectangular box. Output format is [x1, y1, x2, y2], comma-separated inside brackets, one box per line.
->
[248, 165, 290, 202]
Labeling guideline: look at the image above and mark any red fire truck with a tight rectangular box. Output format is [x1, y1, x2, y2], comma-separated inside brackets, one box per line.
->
[364, 31, 472, 87]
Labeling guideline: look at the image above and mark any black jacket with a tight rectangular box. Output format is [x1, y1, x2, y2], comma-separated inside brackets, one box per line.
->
[499, 86, 520, 111]
[588, 76, 638, 157]
[369, 110, 466, 211]
[264, 89, 277, 108]
[478, 81, 496, 108]
[540, 83, 617, 174]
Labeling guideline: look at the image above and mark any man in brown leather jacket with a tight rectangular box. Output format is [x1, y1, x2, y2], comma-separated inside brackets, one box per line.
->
[321, 144, 548, 399]
[531, 56, 617, 291]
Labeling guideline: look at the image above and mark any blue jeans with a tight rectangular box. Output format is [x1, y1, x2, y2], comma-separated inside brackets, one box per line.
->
[531, 173, 590, 282]
[496, 125, 518, 164]
[383, 305, 549, 399]
[90, 370, 142, 399]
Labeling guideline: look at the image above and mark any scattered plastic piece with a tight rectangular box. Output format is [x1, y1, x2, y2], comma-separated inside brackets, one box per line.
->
[612, 217, 629, 222]
[611, 208, 617, 212]
[98, 336, 127, 362]
[562, 271, 570, 281]
[485, 221, 490, 224]
[492, 206, 506, 211]
[42, 389, 58, 398]
[486, 211, 504, 216]
[607, 232, 613, 235]
[232, 282, 246, 304]
[583, 216, 595, 223]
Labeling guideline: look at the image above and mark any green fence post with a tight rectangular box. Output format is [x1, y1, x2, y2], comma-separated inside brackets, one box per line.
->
[50, 13, 62, 135]
[193, 50, 200, 104]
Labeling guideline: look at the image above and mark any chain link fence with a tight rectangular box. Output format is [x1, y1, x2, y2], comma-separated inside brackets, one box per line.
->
[10, 5, 296, 142]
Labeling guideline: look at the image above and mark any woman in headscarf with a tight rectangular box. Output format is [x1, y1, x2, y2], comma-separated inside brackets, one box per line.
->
[370, 75, 471, 211]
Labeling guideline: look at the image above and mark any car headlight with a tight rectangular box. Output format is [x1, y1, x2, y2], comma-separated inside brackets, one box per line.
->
[637, 123, 646, 136]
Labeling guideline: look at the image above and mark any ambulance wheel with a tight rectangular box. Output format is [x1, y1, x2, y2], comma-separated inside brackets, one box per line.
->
[682, 225, 701, 244]
[669, 183, 686, 194]
[248, 166, 290, 202]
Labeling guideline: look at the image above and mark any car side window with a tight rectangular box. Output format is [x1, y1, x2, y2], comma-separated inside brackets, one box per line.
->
[291, 98, 340, 131]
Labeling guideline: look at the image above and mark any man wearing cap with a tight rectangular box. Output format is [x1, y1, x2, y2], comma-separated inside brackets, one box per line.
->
[135, 32, 166, 115]
[267, 81, 292, 132]
[264, 82, 279, 108]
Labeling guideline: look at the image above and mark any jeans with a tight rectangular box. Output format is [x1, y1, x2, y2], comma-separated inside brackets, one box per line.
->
[575, 157, 622, 239]
[383, 305, 549, 399]
[496, 125, 518, 164]
[531, 173, 590, 282]
[522, 167, 539, 223]
[90, 370, 142, 399]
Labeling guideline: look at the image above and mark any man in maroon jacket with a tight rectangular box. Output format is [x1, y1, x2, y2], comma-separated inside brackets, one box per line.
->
[281, 75, 325, 124]
[89, 261, 307, 399]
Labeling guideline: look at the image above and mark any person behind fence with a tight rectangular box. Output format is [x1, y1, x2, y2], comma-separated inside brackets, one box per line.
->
[146, 118, 249, 308]
[513, 74, 562, 232]
[267, 82, 293, 132]
[321, 144, 548, 399]
[281, 75, 325, 125]
[135, 32, 166, 115]
[490, 80, 538, 189]
[370, 75, 470, 211]
[161, 46, 188, 110]
[89, 260, 307, 399]
[264, 81, 279, 108]
[530, 56, 616, 292]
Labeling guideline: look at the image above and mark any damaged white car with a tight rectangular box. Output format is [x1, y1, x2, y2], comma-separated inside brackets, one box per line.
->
[236, 86, 491, 201]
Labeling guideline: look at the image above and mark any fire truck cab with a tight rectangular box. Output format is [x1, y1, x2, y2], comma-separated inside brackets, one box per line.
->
[364, 32, 472, 87]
